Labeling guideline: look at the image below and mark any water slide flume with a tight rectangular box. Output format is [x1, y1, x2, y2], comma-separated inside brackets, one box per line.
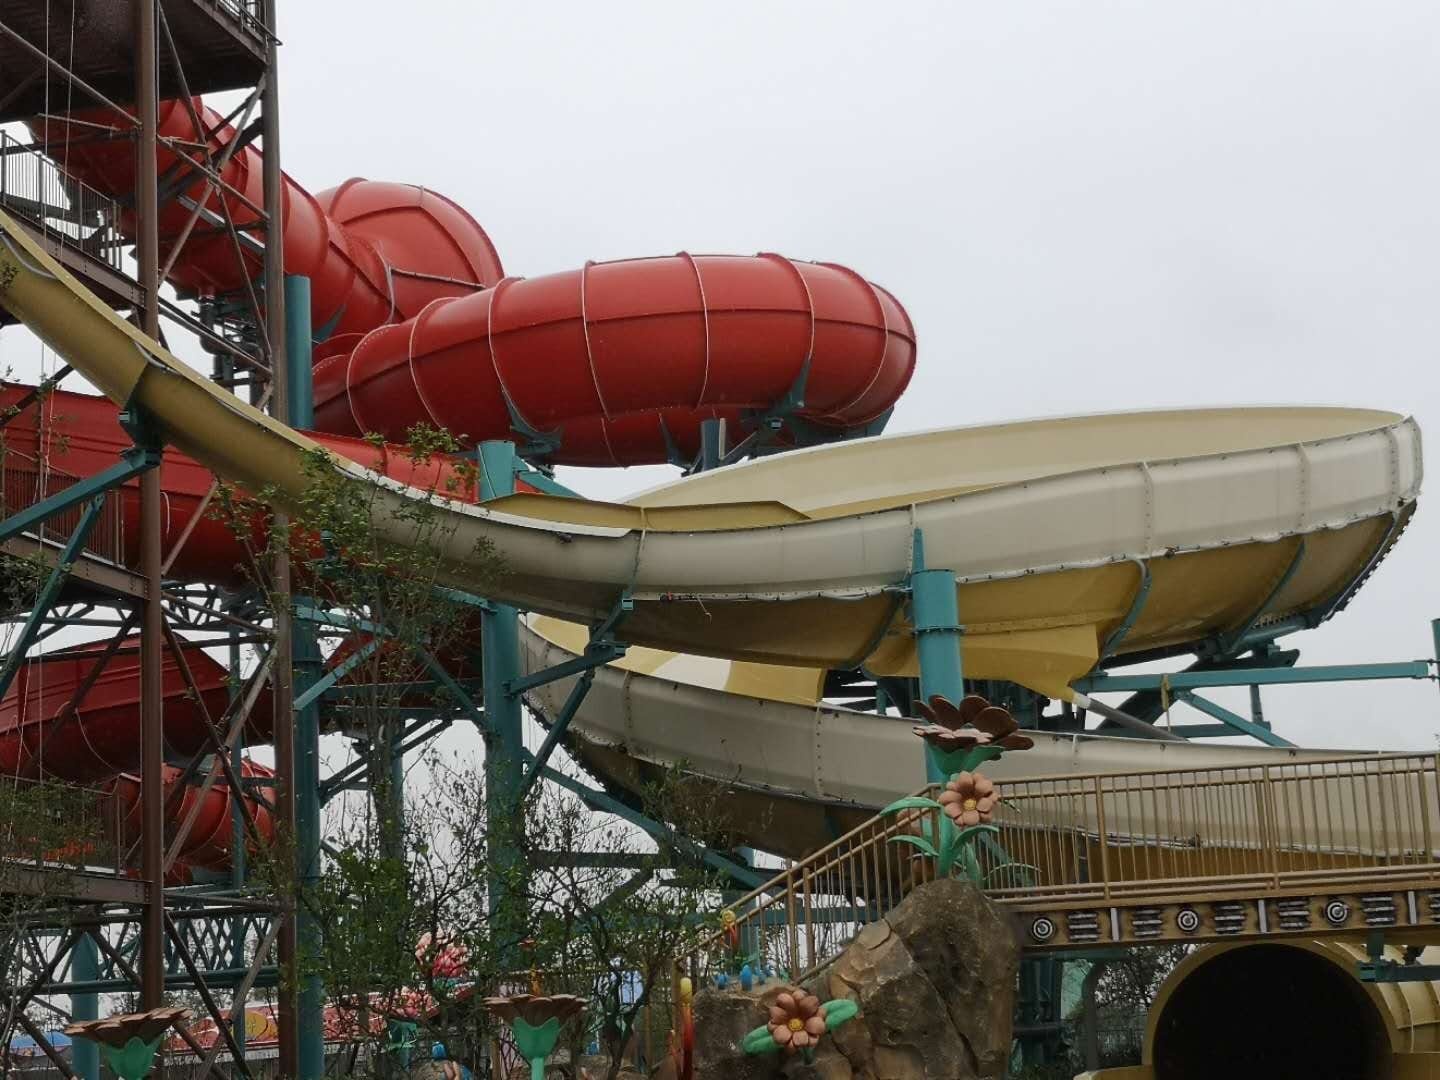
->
[0, 209, 1418, 701]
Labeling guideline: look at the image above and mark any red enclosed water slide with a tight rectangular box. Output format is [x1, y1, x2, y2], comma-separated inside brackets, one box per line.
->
[7, 93, 918, 871]
[34, 100, 915, 464]
[0, 387, 492, 874]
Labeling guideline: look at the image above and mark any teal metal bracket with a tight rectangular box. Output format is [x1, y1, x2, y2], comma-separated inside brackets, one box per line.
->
[1171, 689, 1294, 747]
[1359, 933, 1440, 982]
[291, 637, 380, 714]
[516, 592, 633, 798]
[1099, 559, 1151, 660]
[1217, 540, 1306, 658]
[0, 494, 106, 700]
[536, 761, 765, 890]
[1075, 661, 1432, 694]
[513, 466, 583, 499]
[498, 389, 561, 461]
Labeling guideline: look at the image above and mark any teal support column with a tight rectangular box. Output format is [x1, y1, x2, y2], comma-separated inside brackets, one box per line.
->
[479, 441, 524, 938]
[285, 275, 325, 1080]
[1432, 618, 1440, 693]
[70, 932, 99, 1080]
[909, 530, 964, 782]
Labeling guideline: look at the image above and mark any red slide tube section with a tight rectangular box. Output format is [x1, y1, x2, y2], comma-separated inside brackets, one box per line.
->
[39, 103, 916, 465]
[0, 385, 499, 587]
[30, 102, 504, 338]
[107, 760, 277, 877]
[0, 385, 508, 873]
[316, 253, 916, 466]
[0, 634, 276, 875]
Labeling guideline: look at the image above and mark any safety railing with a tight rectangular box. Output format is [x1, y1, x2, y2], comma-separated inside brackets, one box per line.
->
[0, 446, 128, 566]
[0, 774, 124, 876]
[982, 753, 1440, 904]
[679, 784, 945, 985]
[0, 132, 126, 273]
[188, 0, 270, 41]
[676, 753, 1440, 986]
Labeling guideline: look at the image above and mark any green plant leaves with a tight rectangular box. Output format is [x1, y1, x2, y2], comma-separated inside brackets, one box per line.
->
[743, 1025, 780, 1055]
[887, 834, 939, 859]
[822, 998, 859, 1030]
[880, 796, 942, 815]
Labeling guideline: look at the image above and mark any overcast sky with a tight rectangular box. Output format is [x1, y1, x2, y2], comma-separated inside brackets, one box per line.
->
[4, 1, 1438, 750]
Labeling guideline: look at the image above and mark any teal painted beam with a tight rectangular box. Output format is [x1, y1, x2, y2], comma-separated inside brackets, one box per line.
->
[1168, 724, 1253, 738]
[70, 933, 98, 1080]
[1075, 661, 1431, 694]
[1173, 690, 1294, 747]
[910, 529, 964, 782]
[517, 668, 596, 799]
[507, 645, 625, 696]
[0, 447, 158, 544]
[285, 274, 325, 1080]
[0, 496, 104, 700]
[292, 637, 379, 713]
[479, 440, 525, 934]
[513, 467, 582, 498]
[537, 762, 765, 890]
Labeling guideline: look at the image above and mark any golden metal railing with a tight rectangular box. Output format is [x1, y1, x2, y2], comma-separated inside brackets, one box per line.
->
[681, 781, 945, 985]
[983, 752, 1440, 906]
[676, 753, 1440, 984]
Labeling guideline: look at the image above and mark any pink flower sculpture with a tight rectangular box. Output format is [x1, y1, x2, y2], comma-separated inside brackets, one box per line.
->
[911, 694, 1034, 752]
[767, 991, 827, 1054]
[938, 770, 999, 826]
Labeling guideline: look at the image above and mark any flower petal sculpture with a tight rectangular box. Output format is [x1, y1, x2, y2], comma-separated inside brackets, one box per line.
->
[911, 694, 1034, 753]
[767, 991, 827, 1053]
[938, 770, 1000, 826]
[481, 994, 587, 1080]
[65, 1007, 190, 1080]
[742, 987, 858, 1064]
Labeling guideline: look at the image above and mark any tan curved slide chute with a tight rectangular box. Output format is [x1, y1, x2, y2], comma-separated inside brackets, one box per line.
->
[0, 208, 1419, 699]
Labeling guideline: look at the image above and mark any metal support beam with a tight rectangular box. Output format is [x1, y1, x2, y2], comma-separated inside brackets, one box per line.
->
[478, 440, 525, 939]
[537, 763, 765, 890]
[1173, 689, 1294, 747]
[517, 593, 631, 796]
[506, 644, 626, 696]
[134, 0, 166, 1014]
[0, 495, 104, 701]
[1076, 661, 1432, 694]
[909, 529, 964, 782]
[284, 274, 325, 1080]
[69, 933, 98, 1080]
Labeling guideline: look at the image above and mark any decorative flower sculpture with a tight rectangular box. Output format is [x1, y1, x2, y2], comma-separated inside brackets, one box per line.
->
[65, 1006, 189, 1080]
[742, 988, 858, 1064]
[911, 694, 1034, 755]
[938, 770, 1000, 826]
[481, 994, 587, 1080]
[767, 991, 826, 1053]
[878, 693, 1034, 883]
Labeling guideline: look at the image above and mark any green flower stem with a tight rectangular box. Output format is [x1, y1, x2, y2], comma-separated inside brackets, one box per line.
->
[97, 1035, 163, 1080]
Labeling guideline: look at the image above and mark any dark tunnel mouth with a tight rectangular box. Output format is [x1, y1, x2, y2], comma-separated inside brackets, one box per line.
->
[1151, 944, 1392, 1080]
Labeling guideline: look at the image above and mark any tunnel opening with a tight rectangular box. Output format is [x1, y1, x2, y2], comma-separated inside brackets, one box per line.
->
[1151, 944, 1392, 1080]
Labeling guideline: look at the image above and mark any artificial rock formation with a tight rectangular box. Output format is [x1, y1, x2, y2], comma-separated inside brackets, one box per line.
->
[691, 878, 1019, 1080]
